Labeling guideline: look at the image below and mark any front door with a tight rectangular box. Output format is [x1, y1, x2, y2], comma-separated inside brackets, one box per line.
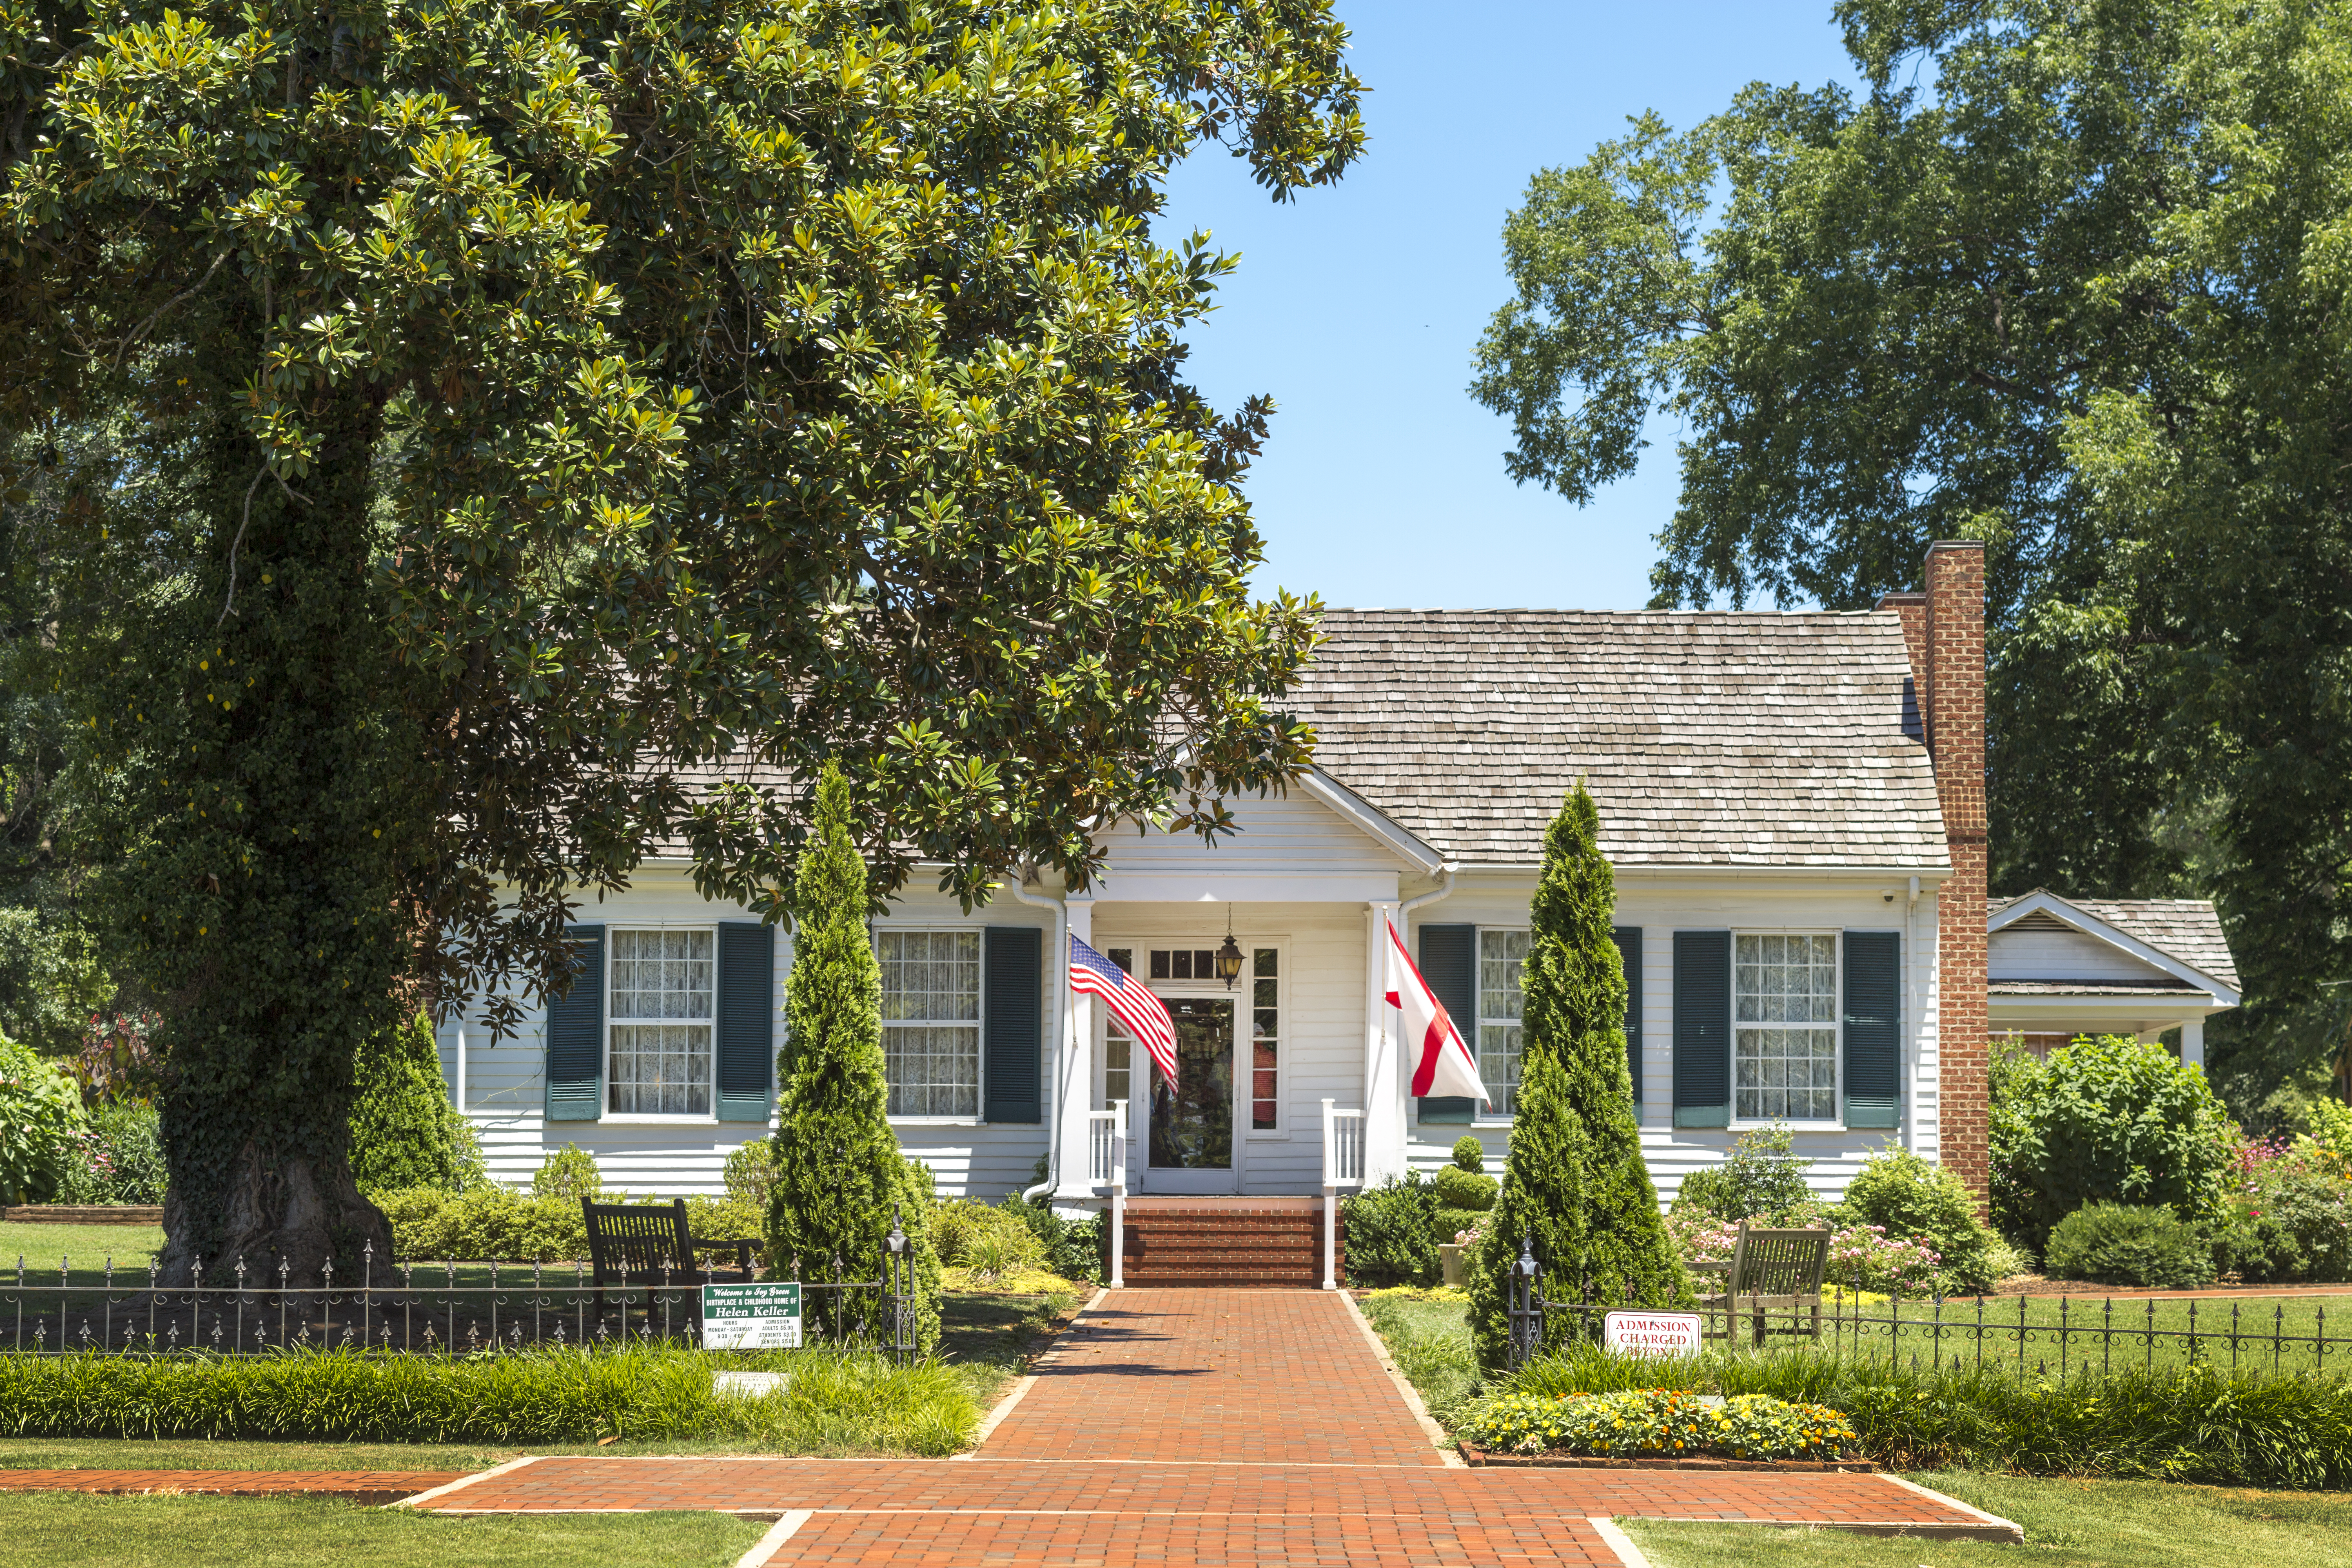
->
[1145, 997, 1238, 1194]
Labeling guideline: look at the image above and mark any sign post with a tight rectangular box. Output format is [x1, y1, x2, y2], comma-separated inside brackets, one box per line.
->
[700, 1282, 803, 1349]
[1602, 1309, 1704, 1359]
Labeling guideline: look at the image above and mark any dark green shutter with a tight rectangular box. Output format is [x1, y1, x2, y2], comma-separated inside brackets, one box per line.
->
[716, 921, 776, 1123]
[1672, 929, 1730, 1129]
[1843, 930, 1902, 1129]
[545, 924, 604, 1121]
[1612, 926, 1644, 1103]
[982, 925, 1042, 1124]
[1417, 923, 1477, 1124]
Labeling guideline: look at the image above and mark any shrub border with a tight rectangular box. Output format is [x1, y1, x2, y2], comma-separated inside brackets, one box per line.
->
[1456, 1443, 1874, 1472]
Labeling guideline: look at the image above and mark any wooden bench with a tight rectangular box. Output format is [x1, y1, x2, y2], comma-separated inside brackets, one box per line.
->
[581, 1198, 760, 1318]
[1698, 1222, 1831, 1349]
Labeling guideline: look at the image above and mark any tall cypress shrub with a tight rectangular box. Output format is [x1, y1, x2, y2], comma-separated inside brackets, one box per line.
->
[1470, 784, 1687, 1368]
[767, 765, 940, 1351]
[349, 1011, 483, 1197]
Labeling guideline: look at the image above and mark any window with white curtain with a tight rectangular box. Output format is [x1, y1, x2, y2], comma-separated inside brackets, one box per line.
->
[878, 929, 982, 1118]
[1477, 928, 1530, 1117]
[1734, 933, 1840, 1122]
[608, 928, 714, 1116]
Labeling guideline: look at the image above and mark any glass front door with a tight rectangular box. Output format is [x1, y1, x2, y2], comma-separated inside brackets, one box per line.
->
[1147, 997, 1235, 1192]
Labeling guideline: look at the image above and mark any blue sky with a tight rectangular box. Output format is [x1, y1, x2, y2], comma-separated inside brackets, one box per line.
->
[1160, 1, 1862, 611]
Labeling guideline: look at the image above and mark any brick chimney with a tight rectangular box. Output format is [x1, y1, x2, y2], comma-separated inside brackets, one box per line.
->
[1875, 542, 1988, 1204]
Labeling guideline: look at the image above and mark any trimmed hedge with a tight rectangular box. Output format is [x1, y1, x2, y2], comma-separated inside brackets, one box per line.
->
[1459, 1387, 1856, 1461]
[0, 1345, 975, 1452]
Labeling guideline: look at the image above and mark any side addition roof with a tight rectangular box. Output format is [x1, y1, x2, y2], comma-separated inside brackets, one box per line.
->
[1283, 609, 1948, 869]
[1987, 891, 2241, 1001]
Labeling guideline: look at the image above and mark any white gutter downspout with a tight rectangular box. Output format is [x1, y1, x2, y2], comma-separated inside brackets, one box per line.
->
[1401, 863, 1459, 921]
[1008, 880, 1068, 1205]
[1905, 874, 1922, 1152]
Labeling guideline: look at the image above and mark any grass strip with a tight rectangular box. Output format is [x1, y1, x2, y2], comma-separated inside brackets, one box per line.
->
[0, 1490, 765, 1568]
[1621, 1470, 2352, 1568]
[0, 1345, 978, 1454]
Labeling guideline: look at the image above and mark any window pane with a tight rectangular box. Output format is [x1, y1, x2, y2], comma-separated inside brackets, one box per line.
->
[610, 928, 713, 1023]
[608, 1022, 712, 1115]
[1253, 947, 1277, 978]
[883, 1024, 979, 1117]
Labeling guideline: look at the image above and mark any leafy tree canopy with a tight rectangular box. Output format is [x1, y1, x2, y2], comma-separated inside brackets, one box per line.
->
[0, 0, 1361, 1272]
[1470, 0, 2352, 1114]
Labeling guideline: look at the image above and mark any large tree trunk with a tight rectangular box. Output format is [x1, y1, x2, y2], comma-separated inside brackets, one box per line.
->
[132, 390, 426, 1288]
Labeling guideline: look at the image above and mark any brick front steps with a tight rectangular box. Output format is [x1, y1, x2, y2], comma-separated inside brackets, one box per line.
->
[1119, 1198, 1337, 1288]
[1457, 1445, 1876, 1472]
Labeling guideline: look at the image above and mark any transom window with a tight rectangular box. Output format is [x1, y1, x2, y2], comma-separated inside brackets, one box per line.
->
[878, 929, 981, 1118]
[608, 929, 713, 1116]
[1735, 933, 1839, 1122]
[1477, 929, 1530, 1117]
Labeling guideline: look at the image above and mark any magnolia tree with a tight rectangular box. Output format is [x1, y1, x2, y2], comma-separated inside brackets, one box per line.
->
[0, 0, 1361, 1280]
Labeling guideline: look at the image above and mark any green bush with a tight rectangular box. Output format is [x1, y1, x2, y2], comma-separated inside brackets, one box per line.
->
[380, 1185, 588, 1263]
[533, 1145, 605, 1203]
[1458, 1387, 1857, 1461]
[0, 1029, 86, 1203]
[2045, 1201, 2212, 1289]
[1670, 1123, 1820, 1225]
[1992, 1034, 2236, 1250]
[349, 1011, 483, 1196]
[1838, 1145, 1997, 1294]
[932, 1200, 1045, 1273]
[1344, 1171, 1442, 1287]
[1452, 1137, 1486, 1174]
[0, 1345, 977, 1453]
[998, 1196, 1103, 1285]
[722, 1141, 776, 1209]
[1431, 1165, 1498, 1213]
[2214, 1158, 2352, 1285]
[1436, 1205, 1489, 1243]
[55, 1098, 168, 1205]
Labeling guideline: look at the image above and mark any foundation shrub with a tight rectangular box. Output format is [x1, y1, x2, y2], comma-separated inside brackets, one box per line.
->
[1458, 1387, 1856, 1461]
[349, 1011, 484, 1197]
[2043, 1202, 2213, 1289]
[932, 1200, 1044, 1272]
[997, 1196, 1103, 1286]
[722, 1142, 777, 1210]
[1344, 1171, 1442, 1287]
[379, 1184, 588, 1263]
[532, 1145, 605, 1204]
[1431, 1165, 1498, 1212]
[0, 1031, 86, 1203]
[0, 1345, 978, 1452]
[1669, 1124, 1821, 1227]
[1838, 1145, 1996, 1294]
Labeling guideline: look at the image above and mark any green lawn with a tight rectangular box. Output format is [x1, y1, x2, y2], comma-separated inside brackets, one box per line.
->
[0, 1492, 765, 1567]
[1623, 1471, 2352, 1568]
[0, 1222, 165, 1274]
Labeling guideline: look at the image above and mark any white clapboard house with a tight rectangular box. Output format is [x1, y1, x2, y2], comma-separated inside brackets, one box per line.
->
[434, 543, 2002, 1283]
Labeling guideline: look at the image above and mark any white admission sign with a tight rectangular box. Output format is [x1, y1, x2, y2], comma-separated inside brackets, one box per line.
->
[701, 1282, 802, 1350]
[1603, 1310, 1704, 1359]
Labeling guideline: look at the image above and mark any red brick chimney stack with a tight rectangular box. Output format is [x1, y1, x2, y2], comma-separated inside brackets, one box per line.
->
[1875, 542, 1989, 1205]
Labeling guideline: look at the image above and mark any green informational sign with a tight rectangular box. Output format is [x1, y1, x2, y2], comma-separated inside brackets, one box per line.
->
[701, 1282, 802, 1349]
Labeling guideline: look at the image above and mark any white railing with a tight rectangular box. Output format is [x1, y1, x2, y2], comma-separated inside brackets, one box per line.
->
[1087, 1099, 1128, 1289]
[1320, 1100, 1367, 1291]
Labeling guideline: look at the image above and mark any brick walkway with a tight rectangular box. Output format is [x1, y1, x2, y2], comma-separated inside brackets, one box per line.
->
[978, 1287, 1444, 1467]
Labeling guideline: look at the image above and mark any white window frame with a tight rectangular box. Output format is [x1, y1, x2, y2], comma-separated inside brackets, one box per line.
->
[873, 922, 985, 1126]
[1728, 928, 1844, 1129]
[604, 923, 719, 1125]
[1243, 942, 1286, 1140]
[1467, 925, 1532, 1123]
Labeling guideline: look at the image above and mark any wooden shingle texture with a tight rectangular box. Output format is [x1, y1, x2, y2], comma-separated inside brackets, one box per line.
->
[1989, 895, 2239, 991]
[1285, 608, 1949, 869]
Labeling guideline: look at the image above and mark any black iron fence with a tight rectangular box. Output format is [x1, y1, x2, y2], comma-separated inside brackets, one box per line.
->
[7, 1222, 919, 1362]
[1501, 1237, 2352, 1379]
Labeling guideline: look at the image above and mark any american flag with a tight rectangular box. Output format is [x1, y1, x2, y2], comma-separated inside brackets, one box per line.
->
[1069, 934, 1178, 1085]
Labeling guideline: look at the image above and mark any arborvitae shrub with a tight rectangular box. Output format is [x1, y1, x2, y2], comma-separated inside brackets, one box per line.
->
[348, 1011, 481, 1196]
[767, 765, 940, 1350]
[1470, 785, 1686, 1369]
[2045, 1202, 2212, 1289]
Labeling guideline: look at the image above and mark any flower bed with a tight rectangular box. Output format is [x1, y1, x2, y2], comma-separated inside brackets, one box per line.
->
[1454, 1387, 1859, 1463]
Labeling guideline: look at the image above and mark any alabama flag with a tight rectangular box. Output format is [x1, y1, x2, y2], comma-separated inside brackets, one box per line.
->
[1384, 918, 1492, 1107]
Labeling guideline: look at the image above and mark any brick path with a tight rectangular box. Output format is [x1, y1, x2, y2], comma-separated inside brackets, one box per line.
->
[978, 1287, 1444, 1466]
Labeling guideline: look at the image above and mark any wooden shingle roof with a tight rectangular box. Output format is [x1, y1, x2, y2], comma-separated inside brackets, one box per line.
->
[1987, 894, 2240, 992]
[1283, 608, 1949, 869]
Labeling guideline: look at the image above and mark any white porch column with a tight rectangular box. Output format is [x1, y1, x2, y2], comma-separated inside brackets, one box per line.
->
[2181, 1016, 2205, 1070]
[1364, 900, 1408, 1183]
[1053, 897, 1100, 1200]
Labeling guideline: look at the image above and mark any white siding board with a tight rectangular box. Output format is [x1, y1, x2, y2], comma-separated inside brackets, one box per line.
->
[1989, 927, 2176, 985]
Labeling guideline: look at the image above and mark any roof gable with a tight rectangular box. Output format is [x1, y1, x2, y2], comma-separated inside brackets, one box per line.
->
[1987, 891, 2241, 1002]
[1281, 608, 1948, 869]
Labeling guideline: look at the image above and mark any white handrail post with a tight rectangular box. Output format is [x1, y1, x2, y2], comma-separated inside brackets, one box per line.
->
[1109, 1097, 1127, 1290]
[1321, 1099, 1338, 1291]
